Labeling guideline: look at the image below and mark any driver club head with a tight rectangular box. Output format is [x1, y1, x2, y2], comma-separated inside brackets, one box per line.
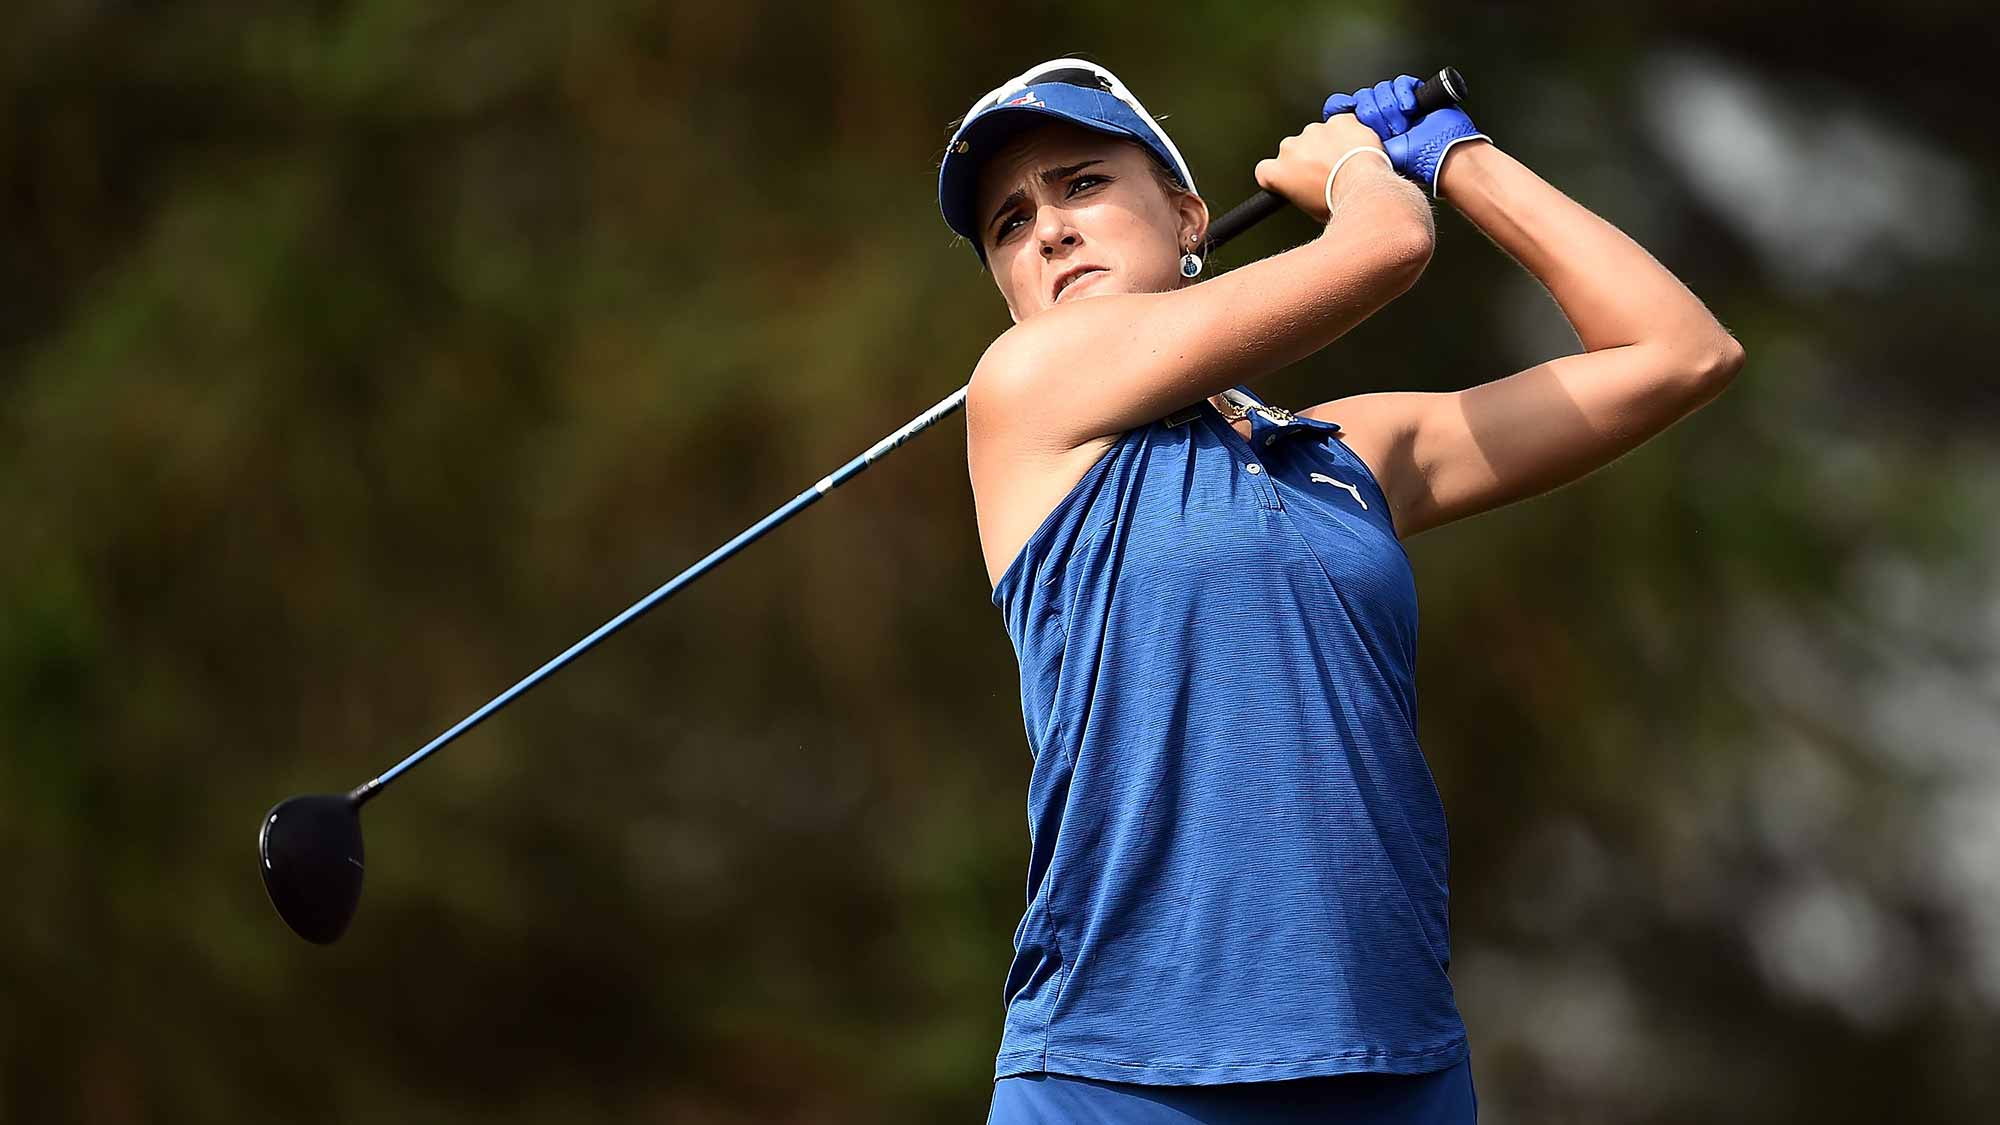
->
[259, 793, 365, 944]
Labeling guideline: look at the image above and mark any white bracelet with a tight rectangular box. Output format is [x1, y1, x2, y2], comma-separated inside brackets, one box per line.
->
[1323, 147, 1393, 217]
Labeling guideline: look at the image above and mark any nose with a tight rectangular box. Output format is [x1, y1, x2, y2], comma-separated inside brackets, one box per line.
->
[1036, 206, 1078, 257]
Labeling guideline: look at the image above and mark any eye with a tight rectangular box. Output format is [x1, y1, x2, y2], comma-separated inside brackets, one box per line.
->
[990, 174, 1114, 247]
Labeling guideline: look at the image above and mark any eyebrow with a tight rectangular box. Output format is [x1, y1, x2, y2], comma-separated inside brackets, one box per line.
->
[986, 160, 1105, 237]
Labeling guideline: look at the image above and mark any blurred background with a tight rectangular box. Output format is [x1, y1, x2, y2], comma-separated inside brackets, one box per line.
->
[4, 1, 1997, 1121]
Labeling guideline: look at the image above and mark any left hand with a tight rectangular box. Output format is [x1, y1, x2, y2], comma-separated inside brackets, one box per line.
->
[1325, 75, 1489, 194]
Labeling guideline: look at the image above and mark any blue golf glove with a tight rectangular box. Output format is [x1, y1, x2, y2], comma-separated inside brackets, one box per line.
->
[1324, 75, 1489, 196]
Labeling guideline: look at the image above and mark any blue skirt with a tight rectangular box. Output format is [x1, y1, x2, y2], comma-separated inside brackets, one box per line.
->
[987, 1059, 1476, 1124]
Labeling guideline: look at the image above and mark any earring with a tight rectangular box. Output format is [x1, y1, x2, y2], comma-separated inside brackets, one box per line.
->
[1179, 240, 1204, 278]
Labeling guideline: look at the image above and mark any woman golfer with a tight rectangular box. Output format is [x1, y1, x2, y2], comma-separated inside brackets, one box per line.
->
[940, 59, 1742, 1123]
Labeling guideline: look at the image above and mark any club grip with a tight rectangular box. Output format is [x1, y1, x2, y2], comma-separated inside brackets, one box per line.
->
[1204, 66, 1466, 252]
[1411, 66, 1467, 116]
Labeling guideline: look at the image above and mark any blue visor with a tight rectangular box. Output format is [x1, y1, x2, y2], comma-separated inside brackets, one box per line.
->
[938, 62, 1195, 262]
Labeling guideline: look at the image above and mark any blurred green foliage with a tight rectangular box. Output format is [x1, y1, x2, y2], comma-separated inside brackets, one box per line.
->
[4, 1, 1998, 1121]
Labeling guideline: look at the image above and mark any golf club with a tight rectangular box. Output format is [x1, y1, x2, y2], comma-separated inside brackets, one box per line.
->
[259, 66, 1469, 945]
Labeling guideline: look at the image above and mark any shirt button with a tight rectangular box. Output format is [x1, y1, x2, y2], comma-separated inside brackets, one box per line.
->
[1245, 463, 1263, 475]
[1265, 435, 1278, 447]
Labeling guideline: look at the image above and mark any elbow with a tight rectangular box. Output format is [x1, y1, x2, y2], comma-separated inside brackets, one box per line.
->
[1660, 330, 1743, 409]
[1318, 178, 1433, 296]
[1692, 331, 1746, 393]
[1393, 185, 1439, 276]
[1377, 218, 1435, 294]
[1350, 181, 1434, 290]
[1640, 327, 1743, 408]
[1652, 322, 1744, 397]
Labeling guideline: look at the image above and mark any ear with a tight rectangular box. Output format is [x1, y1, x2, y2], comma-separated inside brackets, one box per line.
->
[1175, 190, 1211, 252]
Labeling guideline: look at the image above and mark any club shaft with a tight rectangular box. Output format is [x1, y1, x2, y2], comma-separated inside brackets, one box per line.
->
[353, 385, 971, 803]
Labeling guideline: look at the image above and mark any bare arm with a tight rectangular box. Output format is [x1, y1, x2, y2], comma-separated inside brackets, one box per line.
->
[972, 139, 1434, 455]
[1315, 142, 1745, 538]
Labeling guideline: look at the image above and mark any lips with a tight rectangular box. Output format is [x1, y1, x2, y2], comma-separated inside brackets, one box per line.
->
[1051, 265, 1106, 304]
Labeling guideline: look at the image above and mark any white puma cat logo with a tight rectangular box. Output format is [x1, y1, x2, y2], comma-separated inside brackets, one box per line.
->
[1310, 473, 1368, 509]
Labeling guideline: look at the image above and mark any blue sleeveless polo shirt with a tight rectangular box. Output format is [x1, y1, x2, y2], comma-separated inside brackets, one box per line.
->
[988, 387, 1467, 1086]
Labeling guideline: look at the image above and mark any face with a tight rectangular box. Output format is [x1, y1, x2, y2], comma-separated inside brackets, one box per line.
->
[972, 122, 1208, 324]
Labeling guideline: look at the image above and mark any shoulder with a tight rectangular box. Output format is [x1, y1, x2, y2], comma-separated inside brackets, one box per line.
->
[968, 293, 1164, 423]
[967, 306, 1081, 419]
[966, 321, 1058, 455]
[967, 310, 1100, 460]
[966, 323, 1037, 422]
[966, 319, 1126, 589]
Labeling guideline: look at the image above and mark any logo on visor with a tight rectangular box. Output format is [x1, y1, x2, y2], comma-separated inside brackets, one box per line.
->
[1004, 90, 1044, 107]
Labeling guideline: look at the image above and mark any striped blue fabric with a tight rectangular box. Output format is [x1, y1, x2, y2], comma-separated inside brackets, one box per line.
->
[989, 387, 1467, 1087]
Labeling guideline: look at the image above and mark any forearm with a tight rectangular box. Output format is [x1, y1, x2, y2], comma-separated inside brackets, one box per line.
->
[1439, 142, 1736, 370]
[982, 159, 1431, 443]
[1139, 161, 1433, 394]
[1181, 159, 1434, 376]
[1325, 154, 1435, 246]
[1170, 159, 1435, 381]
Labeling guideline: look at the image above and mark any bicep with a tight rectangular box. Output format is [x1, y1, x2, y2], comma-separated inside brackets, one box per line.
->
[1314, 342, 1738, 538]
